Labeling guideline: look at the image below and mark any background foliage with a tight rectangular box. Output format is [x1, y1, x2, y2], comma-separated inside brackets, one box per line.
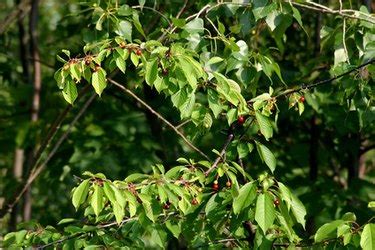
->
[0, 0, 374, 248]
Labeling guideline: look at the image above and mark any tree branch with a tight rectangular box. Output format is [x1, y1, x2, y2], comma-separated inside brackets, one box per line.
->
[108, 78, 210, 161]
[204, 132, 234, 176]
[132, 5, 171, 26]
[290, 1, 375, 24]
[275, 59, 375, 99]
[27, 85, 90, 175]
[0, 92, 95, 218]
[38, 213, 178, 249]
[0, 0, 31, 34]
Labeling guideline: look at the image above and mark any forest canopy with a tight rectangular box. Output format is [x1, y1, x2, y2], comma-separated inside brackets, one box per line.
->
[0, 0, 375, 249]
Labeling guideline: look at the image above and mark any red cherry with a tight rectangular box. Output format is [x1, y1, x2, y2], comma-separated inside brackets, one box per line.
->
[299, 96, 305, 103]
[191, 198, 198, 205]
[163, 203, 170, 209]
[237, 116, 246, 125]
[212, 183, 219, 191]
[162, 68, 168, 76]
[136, 49, 142, 56]
[274, 199, 280, 206]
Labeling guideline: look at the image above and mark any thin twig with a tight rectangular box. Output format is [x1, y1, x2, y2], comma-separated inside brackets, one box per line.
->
[274, 59, 375, 99]
[342, 18, 349, 64]
[0, 0, 31, 34]
[37, 232, 85, 249]
[157, 0, 192, 42]
[176, 0, 189, 19]
[205, 133, 234, 176]
[28, 93, 96, 189]
[108, 78, 210, 161]
[28, 85, 91, 177]
[291, 1, 375, 24]
[38, 212, 178, 249]
[132, 5, 171, 26]
[0, 93, 96, 218]
[175, 119, 191, 130]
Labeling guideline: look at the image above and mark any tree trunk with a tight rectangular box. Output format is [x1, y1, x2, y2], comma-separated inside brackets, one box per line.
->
[23, 0, 41, 221]
[347, 133, 360, 186]
[9, 0, 30, 231]
[309, 116, 318, 181]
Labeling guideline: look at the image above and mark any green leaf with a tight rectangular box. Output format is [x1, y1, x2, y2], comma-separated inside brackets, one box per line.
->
[145, 59, 158, 86]
[255, 192, 276, 233]
[123, 190, 137, 217]
[177, 59, 197, 89]
[253, 0, 277, 21]
[139, 193, 154, 222]
[172, 18, 186, 28]
[125, 173, 148, 182]
[343, 232, 352, 246]
[112, 185, 126, 208]
[226, 108, 237, 126]
[153, 76, 167, 93]
[342, 212, 356, 222]
[151, 228, 166, 248]
[166, 221, 181, 239]
[92, 68, 107, 96]
[180, 93, 195, 119]
[237, 143, 249, 159]
[115, 57, 126, 73]
[184, 18, 204, 34]
[103, 182, 116, 205]
[298, 101, 304, 115]
[361, 224, 375, 250]
[62, 81, 78, 104]
[314, 220, 344, 242]
[132, 12, 146, 38]
[62, 49, 70, 57]
[208, 89, 223, 118]
[213, 72, 247, 108]
[290, 192, 306, 229]
[265, 10, 281, 31]
[130, 52, 139, 66]
[178, 198, 190, 215]
[255, 111, 273, 140]
[91, 184, 104, 216]
[118, 5, 132, 16]
[113, 201, 125, 224]
[157, 184, 168, 203]
[57, 218, 76, 225]
[72, 179, 90, 209]
[54, 68, 64, 89]
[70, 63, 82, 81]
[256, 142, 276, 172]
[205, 193, 219, 215]
[337, 224, 350, 237]
[15, 230, 27, 244]
[278, 182, 306, 228]
[207, 56, 224, 65]
[116, 20, 132, 42]
[165, 166, 186, 178]
[291, 6, 307, 35]
[95, 13, 105, 31]
[368, 201, 375, 208]
[233, 182, 257, 215]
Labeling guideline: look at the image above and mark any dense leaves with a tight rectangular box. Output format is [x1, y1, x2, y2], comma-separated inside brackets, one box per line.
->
[0, 0, 375, 249]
